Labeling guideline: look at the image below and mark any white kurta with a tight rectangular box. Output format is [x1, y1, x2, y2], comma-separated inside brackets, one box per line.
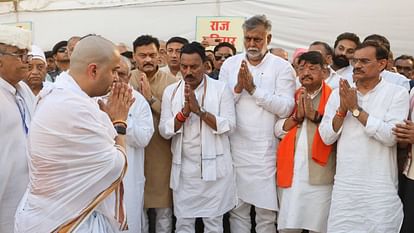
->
[275, 119, 332, 233]
[381, 70, 410, 90]
[15, 72, 127, 233]
[0, 78, 34, 233]
[325, 67, 342, 89]
[319, 79, 408, 233]
[159, 77, 237, 218]
[124, 90, 154, 233]
[335, 65, 354, 84]
[219, 52, 296, 210]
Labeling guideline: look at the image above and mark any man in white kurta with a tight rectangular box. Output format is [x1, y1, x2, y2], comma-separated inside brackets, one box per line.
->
[319, 41, 408, 233]
[15, 36, 132, 233]
[118, 56, 154, 233]
[219, 15, 296, 233]
[0, 25, 34, 233]
[159, 42, 236, 233]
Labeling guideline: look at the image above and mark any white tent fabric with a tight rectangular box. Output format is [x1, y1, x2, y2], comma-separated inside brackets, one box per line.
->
[0, 0, 412, 60]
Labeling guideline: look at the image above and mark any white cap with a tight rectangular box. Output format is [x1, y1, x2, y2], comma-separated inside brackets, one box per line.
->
[0, 25, 31, 50]
[29, 45, 46, 65]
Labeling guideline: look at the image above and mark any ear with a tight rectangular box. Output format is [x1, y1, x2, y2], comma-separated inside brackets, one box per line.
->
[87, 63, 98, 80]
[378, 59, 387, 71]
[267, 33, 272, 45]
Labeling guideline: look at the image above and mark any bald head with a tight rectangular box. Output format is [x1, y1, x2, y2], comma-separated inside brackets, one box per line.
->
[270, 48, 288, 61]
[69, 36, 121, 97]
[70, 36, 119, 73]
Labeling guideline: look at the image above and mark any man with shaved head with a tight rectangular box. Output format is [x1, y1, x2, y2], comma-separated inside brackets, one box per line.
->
[15, 35, 134, 233]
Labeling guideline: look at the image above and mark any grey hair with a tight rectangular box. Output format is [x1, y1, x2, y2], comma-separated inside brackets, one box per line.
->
[120, 55, 132, 75]
[242, 15, 272, 32]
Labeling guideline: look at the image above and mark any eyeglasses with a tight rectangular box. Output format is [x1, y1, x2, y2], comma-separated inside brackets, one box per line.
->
[350, 58, 375, 66]
[215, 54, 232, 60]
[57, 47, 67, 53]
[0, 51, 32, 62]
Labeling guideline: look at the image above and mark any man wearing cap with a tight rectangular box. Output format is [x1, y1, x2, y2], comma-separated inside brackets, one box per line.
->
[49, 40, 69, 82]
[0, 25, 35, 233]
[25, 45, 48, 95]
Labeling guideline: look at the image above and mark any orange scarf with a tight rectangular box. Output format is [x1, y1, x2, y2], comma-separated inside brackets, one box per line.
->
[277, 82, 332, 188]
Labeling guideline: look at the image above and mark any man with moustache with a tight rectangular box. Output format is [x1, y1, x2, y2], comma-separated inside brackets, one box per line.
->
[395, 55, 414, 80]
[159, 42, 236, 233]
[220, 15, 296, 233]
[160, 36, 189, 79]
[129, 35, 177, 233]
[275, 51, 335, 233]
[15, 35, 132, 233]
[25, 45, 48, 95]
[363, 34, 410, 90]
[308, 41, 343, 89]
[118, 56, 154, 233]
[0, 24, 35, 233]
[319, 41, 407, 232]
[331, 32, 360, 84]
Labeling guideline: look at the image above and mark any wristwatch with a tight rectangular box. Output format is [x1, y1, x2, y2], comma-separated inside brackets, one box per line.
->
[114, 125, 127, 135]
[352, 107, 363, 118]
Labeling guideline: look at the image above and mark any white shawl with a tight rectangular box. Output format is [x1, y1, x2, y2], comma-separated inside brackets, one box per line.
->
[15, 73, 128, 233]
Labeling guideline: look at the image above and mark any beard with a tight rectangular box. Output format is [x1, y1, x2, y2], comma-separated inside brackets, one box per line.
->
[246, 48, 264, 60]
[332, 54, 350, 69]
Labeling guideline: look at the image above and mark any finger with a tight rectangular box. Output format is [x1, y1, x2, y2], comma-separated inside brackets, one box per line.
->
[97, 99, 106, 111]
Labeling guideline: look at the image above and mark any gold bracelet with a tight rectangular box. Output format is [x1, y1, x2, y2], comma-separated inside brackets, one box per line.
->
[112, 120, 128, 128]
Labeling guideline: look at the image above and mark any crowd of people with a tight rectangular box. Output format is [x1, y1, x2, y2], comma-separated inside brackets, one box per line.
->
[1, 13, 414, 233]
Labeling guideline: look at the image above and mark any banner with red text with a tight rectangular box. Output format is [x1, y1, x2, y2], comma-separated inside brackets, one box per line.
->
[196, 16, 245, 53]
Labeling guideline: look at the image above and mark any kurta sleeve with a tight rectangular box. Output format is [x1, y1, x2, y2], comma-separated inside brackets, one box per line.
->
[251, 65, 296, 118]
[274, 118, 288, 139]
[212, 84, 236, 135]
[219, 60, 243, 103]
[363, 88, 409, 147]
[319, 89, 342, 145]
[159, 84, 181, 139]
[126, 93, 154, 148]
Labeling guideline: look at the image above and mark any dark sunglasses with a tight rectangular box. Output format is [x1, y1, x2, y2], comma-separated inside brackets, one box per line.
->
[215, 54, 232, 60]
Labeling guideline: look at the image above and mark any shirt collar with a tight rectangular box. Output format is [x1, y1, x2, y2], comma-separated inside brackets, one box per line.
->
[308, 84, 323, 99]
[0, 77, 17, 95]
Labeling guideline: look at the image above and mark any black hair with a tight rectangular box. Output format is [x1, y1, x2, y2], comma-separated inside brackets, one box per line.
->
[298, 51, 325, 67]
[133, 35, 160, 52]
[214, 42, 237, 55]
[166, 37, 189, 47]
[355, 40, 389, 60]
[363, 34, 390, 51]
[180, 42, 207, 62]
[310, 41, 333, 56]
[334, 32, 360, 49]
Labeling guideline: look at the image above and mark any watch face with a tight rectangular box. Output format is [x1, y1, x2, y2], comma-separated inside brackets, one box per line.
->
[352, 109, 360, 117]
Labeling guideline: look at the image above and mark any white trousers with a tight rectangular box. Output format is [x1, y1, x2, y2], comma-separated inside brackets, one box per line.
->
[175, 215, 223, 233]
[142, 208, 173, 233]
[229, 200, 276, 233]
[279, 230, 320, 233]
